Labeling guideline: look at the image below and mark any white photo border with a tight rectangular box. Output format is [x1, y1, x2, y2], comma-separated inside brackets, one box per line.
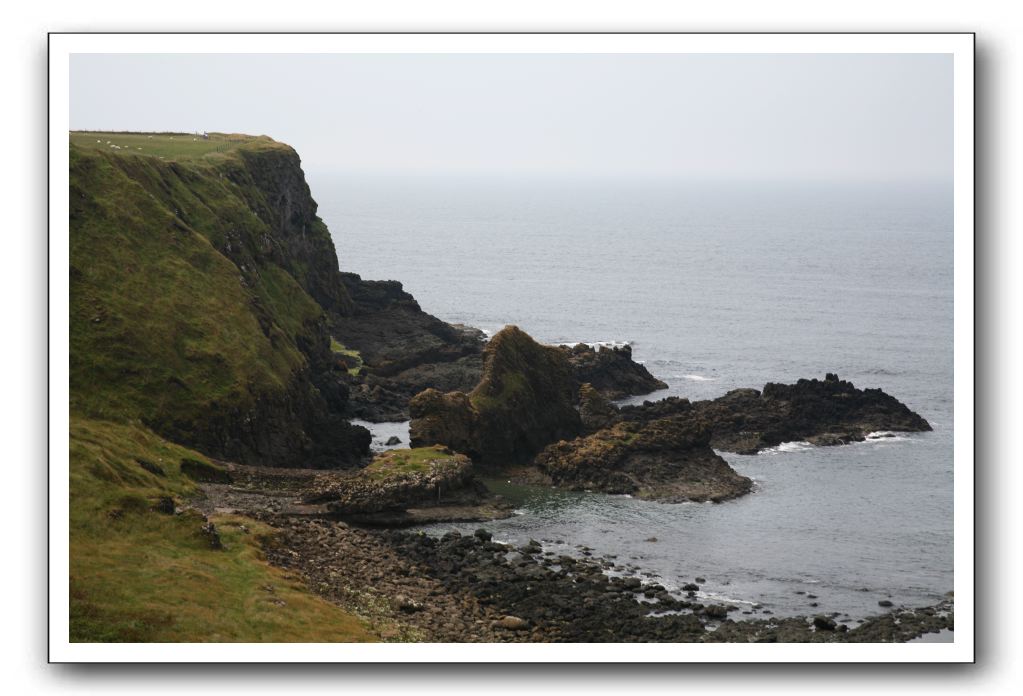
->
[48, 31, 975, 663]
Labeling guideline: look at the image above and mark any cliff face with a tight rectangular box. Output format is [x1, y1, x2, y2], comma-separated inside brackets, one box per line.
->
[69, 135, 368, 467]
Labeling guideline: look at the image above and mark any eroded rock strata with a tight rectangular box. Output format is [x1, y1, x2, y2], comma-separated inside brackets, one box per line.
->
[534, 417, 753, 502]
[303, 446, 513, 526]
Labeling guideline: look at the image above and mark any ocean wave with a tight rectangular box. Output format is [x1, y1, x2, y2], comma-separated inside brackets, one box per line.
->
[696, 590, 757, 606]
[760, 441, 814, 455]
[863, 431, 915, 444]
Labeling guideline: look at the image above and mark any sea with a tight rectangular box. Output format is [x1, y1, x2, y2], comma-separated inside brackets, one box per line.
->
[312, 173, 954, 624]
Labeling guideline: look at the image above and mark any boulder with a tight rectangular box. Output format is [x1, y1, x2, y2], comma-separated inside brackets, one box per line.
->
[495, 615, 529, 631]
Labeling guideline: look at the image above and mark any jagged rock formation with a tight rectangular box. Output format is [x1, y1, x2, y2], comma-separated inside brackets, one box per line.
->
[334, 273, 486, 421]
[409, 326, 582, 465]
[70, 134, 369, 467]
[559, 343, 668, 400]
[619, 373, 932, 454]
[534, 417, 753, 502]
[335, 291, 669, 422]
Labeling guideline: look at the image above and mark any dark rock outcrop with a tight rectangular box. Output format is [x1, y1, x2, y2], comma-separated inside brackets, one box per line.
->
[333, 272, 486, 421]
[559, 343, 667, 401]
[301, 446, 509, 526]
[409, 389, 478, 456]
[534, 416, 753, 502]
[409, 326, 582, 465]
[335, 293, 668, 422]
[469, 326, 581, 463]
[578, 383, 619, 433]
[619, 374, 931, 454]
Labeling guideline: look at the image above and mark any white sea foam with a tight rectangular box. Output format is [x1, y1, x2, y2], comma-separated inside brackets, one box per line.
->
[761, 440, 814, 455]
[697, 591, 757, 606]
[557, 340, 631, 350]
[679, 374, 716, 382]
[865, 431, 912, 443]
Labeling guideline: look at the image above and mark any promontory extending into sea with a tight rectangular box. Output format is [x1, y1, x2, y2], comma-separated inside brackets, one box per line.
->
[68, 131, 951, 643]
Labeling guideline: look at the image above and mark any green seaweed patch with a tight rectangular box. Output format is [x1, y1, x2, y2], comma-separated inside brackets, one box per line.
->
[362, 446, 459, 481]
[330, 337, 363, 376]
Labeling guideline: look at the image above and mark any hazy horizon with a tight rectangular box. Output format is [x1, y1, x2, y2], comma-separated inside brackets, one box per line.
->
[70, 52, 952, 185]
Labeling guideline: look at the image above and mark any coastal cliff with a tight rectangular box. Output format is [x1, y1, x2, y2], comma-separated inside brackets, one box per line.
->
[70, 134, 368, 468]
[67, 132, 945, 644]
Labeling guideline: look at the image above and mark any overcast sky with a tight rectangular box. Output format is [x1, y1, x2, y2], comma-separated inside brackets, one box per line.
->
[70, 53, 952, 183]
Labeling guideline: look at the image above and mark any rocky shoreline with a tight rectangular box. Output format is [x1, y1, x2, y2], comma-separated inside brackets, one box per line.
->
[191, 466, 952, 643]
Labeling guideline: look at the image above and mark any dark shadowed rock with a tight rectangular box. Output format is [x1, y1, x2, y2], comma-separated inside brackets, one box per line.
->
[578, 383, 620, 433]
[409, 389, 478, 454]
[558, 343, 668, 401]
[619, 375, 931, 455]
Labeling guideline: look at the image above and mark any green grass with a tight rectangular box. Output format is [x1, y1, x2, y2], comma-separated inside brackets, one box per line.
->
[68, 132, 376, 642]
[330, 338, 363, 375]
[70, 131, 261, 161]
[69, 140, 318, 431]
[362, 446, 459, 480]
[70, 417, 375, 642]
[470, 371, 527, 412]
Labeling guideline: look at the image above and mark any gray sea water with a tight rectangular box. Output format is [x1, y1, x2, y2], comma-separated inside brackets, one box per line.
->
[313, 173, 954, 623]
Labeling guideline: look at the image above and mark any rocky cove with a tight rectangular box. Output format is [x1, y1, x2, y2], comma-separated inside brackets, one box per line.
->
[185, 322, 947, 640]
[68, 132, 952, 643]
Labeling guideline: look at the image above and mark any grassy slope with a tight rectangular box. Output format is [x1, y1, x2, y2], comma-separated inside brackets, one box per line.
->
[69, 133, 373, 642]
[70, 138, 320, 427]
[70, 417, 373, 642]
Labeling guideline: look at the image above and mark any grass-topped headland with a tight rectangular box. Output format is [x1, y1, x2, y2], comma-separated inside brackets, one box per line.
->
[68, 131, 378, 642]
[69, 131, 272, 161]
[70, 130, 365, 467]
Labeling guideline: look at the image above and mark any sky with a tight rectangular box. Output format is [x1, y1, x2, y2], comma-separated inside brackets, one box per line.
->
[70, 53, 952, 183]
